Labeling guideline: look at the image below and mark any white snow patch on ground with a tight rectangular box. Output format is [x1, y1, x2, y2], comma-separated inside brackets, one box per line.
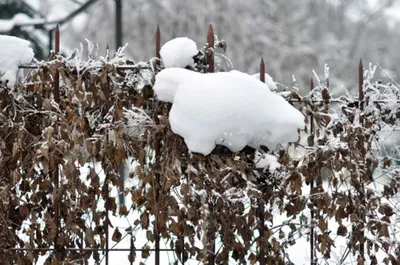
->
[160, 37, 198, 68]
[154, 68, 305, 155]
[0, 35, 34, 87]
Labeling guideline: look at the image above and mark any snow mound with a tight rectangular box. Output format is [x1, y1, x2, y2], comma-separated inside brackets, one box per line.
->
[160, 37, 198, 68]
[154, 68, 305, 155]
[0, 35, 34, 87]
[252, 72, 278, 91]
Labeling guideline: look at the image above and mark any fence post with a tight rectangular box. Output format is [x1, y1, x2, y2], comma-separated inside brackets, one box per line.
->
[129, 231, 135, 265]
[53, 24, 61, 262]
[358, 59, 365, 260]
[205, 24, 216, 265]
[54, 25, 60, 103]
[207, 25, 214, 73]
[309, 77, 315, 265]
[258, 57, 266, 265]
[359, 60, 364, 116]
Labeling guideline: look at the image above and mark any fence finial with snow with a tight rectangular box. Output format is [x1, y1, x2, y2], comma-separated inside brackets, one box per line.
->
[159, 37, 198, 69]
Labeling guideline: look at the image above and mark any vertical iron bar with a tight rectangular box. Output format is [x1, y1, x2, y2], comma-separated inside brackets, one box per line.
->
[80, 231, 84, 265]
[259, 201, 265, 265]
[105, 183, 109, 265]
[260, 57, 265, 83]
[48, 29, 53, 56]
[206, 24, 215, 265]
[54, 25, 60, 103]
[207, 25, 214, 73]
[359, 60, 364, 114]
[156, 24, 161, 60]
[129, 232, 134, 265]
[259, 60, 265, 265]
[358, 59, 365, 259]
[310, 78, 315, 265]
[178, 213, 185, 265]
[53, 24, 61, 261]
[115, 0, 123, 50]
[207, 203, 215, 265]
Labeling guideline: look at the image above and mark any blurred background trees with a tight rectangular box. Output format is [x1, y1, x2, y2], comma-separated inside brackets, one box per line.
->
[1, 0, 399, 91]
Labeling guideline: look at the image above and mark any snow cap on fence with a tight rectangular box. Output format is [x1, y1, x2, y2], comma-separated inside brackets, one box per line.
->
[160, 37, 198, 68]
[154, 68, 305, 155]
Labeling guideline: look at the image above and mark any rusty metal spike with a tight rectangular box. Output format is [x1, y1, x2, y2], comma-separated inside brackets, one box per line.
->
[55, 24, 60, 53]
[207, 24, 214, 73]
[310, 77, 314, 90]
[260, 57, 265, 83]
[359, 59, 364, 111]
[156, 24, 161, 59]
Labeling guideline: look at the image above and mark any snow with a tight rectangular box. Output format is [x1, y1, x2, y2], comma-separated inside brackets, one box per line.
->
[0, 13, 44, 33]
[0, 35, 34, 87]
[160, 37, 198, 68]
[254, 151, 281, 173]
[154, 68, 305, 155]
[252, 72, 278, 91]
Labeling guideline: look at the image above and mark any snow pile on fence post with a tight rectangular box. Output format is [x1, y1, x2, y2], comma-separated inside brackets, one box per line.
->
[160, 37, 198, 68]
[0, 35, 34, 87]
[154, 68, 305, 155]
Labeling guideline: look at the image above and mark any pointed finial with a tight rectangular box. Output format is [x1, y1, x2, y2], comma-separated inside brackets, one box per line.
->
[156, 24, 161, 59]
[207, 24, 215, 73]
[55, 24, 60, 53]
[260, 57, 265, 83]
[310, 77, 314, 90]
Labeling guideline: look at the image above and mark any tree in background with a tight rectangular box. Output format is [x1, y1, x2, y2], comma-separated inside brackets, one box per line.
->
[51, 0, 397, 93]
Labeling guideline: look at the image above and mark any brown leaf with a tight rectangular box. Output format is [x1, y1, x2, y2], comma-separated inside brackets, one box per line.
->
[146, 230, 155, 242]
[138, 148, 145, 166]
[378, 205, 394, 217]
[319, 218, 327, 232]
[141, 245, 150, 259]
[322, 88, 330, 103]
[19, 205, 30, 218]
[104, 197, 117, 214]
[307, 135, 314, 146]
[337, 225, 347, 236]
[383, 157, 391, 168]
[140, 211, 149, 229]
[39, 179, 51, 190]
[119, 205, 128, 216]
[112, 228, 122, 242]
